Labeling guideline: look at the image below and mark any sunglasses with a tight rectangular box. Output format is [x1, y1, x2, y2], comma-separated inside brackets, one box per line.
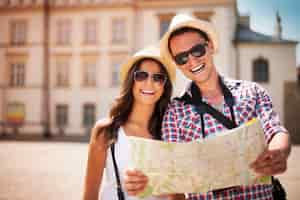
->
[173, 42, 208, 65]
[134, 71, 167, 85]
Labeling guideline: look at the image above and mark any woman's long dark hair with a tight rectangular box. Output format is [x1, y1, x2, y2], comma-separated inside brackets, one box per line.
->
[97, 57, 173, 142]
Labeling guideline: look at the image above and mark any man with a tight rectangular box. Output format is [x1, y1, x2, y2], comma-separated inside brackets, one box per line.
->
[125, 14, 291, 200]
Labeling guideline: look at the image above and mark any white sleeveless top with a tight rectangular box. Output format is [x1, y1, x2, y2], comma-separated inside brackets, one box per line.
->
[100, 127, 166, 200]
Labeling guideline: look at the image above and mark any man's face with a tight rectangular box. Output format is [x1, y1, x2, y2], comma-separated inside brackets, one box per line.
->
[169, 31, 216, 84]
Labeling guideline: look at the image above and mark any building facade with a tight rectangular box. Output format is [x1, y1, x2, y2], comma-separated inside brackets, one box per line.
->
[0, 0, 297, 136]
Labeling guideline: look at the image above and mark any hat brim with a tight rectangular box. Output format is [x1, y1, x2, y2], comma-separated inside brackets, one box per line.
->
[120, 55, 176, 84]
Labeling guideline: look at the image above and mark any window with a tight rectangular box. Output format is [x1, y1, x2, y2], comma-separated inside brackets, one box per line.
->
[10, 62, 25, 87]
[3, 0, 10, 5]
[56, 58, 69, 87]
[10, 20, 27, 45]
[7, 103, 25, 124]
[82, 60, 97, 87]
[83, 104, 95, 127]
[158, 13, 174, 38]
[111, 60, 122, 87]
[56, 19, 71, 45]
[159, 20, 170, 38]
[83, 19, 97, 44]
[253, 57, 269, 83]
[111, 18, 126, 43]
[56, 104, 68, 127]
[193, 11, 214, 21]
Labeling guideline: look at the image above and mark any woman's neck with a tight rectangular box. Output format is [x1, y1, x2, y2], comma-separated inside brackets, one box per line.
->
[126, 102, 154, 129]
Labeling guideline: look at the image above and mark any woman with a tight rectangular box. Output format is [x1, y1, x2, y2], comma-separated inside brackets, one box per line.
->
[82, 46, 175, 200]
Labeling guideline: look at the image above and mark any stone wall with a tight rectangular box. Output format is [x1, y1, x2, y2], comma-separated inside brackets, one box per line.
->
[284, 81, 300, 144]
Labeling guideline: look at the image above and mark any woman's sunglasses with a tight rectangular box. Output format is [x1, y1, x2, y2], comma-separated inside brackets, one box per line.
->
[173, 42, 208, 65]
[134, 71, 167, 85]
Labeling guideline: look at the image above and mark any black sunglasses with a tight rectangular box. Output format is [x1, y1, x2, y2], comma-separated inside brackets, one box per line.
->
[134, 71, 167, 85]
[173, 42, 208, 65]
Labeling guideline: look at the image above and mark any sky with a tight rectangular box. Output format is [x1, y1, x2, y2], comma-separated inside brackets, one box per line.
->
[237, 0, 300, 67]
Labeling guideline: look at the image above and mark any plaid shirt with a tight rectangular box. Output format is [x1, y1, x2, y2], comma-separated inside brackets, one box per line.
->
[162, 77, 287, 200]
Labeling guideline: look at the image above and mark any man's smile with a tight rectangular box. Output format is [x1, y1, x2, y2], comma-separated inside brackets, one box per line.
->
[190, 63, 205, 74]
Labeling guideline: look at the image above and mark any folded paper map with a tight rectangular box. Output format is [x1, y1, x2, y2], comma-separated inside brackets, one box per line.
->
[128, 118, 271, 197]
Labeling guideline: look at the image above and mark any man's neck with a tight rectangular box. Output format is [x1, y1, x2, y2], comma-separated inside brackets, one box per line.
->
[195, 72, 222, 98]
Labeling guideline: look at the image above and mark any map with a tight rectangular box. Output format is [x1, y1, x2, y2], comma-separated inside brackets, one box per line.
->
[128, 119, 271, 197]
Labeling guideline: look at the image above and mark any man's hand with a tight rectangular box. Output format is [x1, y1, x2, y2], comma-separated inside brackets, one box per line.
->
[250, 148, 288, 175]
[124, 169, 148, 196]
[250, 132, 291, 176]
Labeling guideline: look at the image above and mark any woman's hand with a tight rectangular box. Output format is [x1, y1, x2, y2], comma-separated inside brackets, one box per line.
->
[124, 169, 148, 196]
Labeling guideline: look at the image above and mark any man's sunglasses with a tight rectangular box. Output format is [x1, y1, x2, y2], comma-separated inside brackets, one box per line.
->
[134, 71, 167, 85]
[173, 42, 208, 65]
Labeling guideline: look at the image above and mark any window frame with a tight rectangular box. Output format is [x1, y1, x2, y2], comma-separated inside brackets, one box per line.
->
[55, 104, 68, 127]
[10, 62, 26, 87]
[82, 103, 96, 128]
[111, 18, 127, 44]
[83, 18, 98, 45]
[252, 57, 269, 83]
[10, 20, 27, 46]
[55, 56, 70, 87]
[56, 19, 72, 46]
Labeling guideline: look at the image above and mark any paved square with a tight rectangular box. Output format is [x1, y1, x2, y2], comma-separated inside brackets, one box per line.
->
[0, 141, 299, 200]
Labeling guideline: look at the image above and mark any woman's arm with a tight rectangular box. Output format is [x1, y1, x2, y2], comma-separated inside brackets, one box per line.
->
[82, 120, 110, 200]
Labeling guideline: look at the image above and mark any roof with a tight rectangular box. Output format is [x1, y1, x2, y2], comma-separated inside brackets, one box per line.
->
[235, 24, 298, 44]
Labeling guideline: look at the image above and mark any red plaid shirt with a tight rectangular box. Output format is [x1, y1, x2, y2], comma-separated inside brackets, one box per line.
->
[162, 78, 287, 200]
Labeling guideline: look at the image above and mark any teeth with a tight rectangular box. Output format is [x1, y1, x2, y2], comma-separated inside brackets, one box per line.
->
[191, 64, 205, 73]
[141, 90, 154, 95]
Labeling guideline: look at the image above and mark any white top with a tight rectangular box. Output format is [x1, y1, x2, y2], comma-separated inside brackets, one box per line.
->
[100, 127, 166, 200]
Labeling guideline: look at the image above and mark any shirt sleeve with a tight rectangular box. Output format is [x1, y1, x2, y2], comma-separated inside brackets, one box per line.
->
[161, 101, 182, 142]
[254, 83, 288, 143]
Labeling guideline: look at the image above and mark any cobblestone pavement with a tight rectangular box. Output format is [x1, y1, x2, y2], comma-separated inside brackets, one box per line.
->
[0, 141, 299, 200]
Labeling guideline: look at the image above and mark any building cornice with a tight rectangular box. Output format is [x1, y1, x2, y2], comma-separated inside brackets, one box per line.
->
[137, 0, 235, 8]
[235, 41, 298, 46]
[5, 85, 43, 89]
[0, 0, 235, 13]
[0, 3, 134, 14]
[80, 52, 101, 57]
[0, 43, 46, 48]
[0, 6, 44, 14]
[5, 52, 29, 58]
[49, 3, 134, 13]
[52, 52, 73, 57]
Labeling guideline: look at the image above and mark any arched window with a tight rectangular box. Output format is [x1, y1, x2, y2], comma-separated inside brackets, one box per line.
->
[252, 57, 269, 83]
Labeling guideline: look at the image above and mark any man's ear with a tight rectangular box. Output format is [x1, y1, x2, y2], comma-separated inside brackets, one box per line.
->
[207, 40, 214, 54]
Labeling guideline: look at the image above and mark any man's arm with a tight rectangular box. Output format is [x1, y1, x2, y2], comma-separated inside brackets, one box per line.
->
[250, 83, 291, 176]
[251, 132, 291, 176]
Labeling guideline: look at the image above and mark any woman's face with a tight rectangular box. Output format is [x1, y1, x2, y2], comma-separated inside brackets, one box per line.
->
[132, 59, 166, 106]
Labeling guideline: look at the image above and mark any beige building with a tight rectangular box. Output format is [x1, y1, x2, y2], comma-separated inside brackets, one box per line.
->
[0, 0, 298, 136]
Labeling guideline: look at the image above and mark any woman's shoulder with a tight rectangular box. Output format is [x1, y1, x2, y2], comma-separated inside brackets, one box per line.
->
[94, 118, 112, 129]
[89, 117, 112, 148]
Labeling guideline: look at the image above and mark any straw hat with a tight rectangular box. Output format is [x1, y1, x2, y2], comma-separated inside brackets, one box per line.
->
[120, 45, 176, 83]
[160, 13, 219, 68]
